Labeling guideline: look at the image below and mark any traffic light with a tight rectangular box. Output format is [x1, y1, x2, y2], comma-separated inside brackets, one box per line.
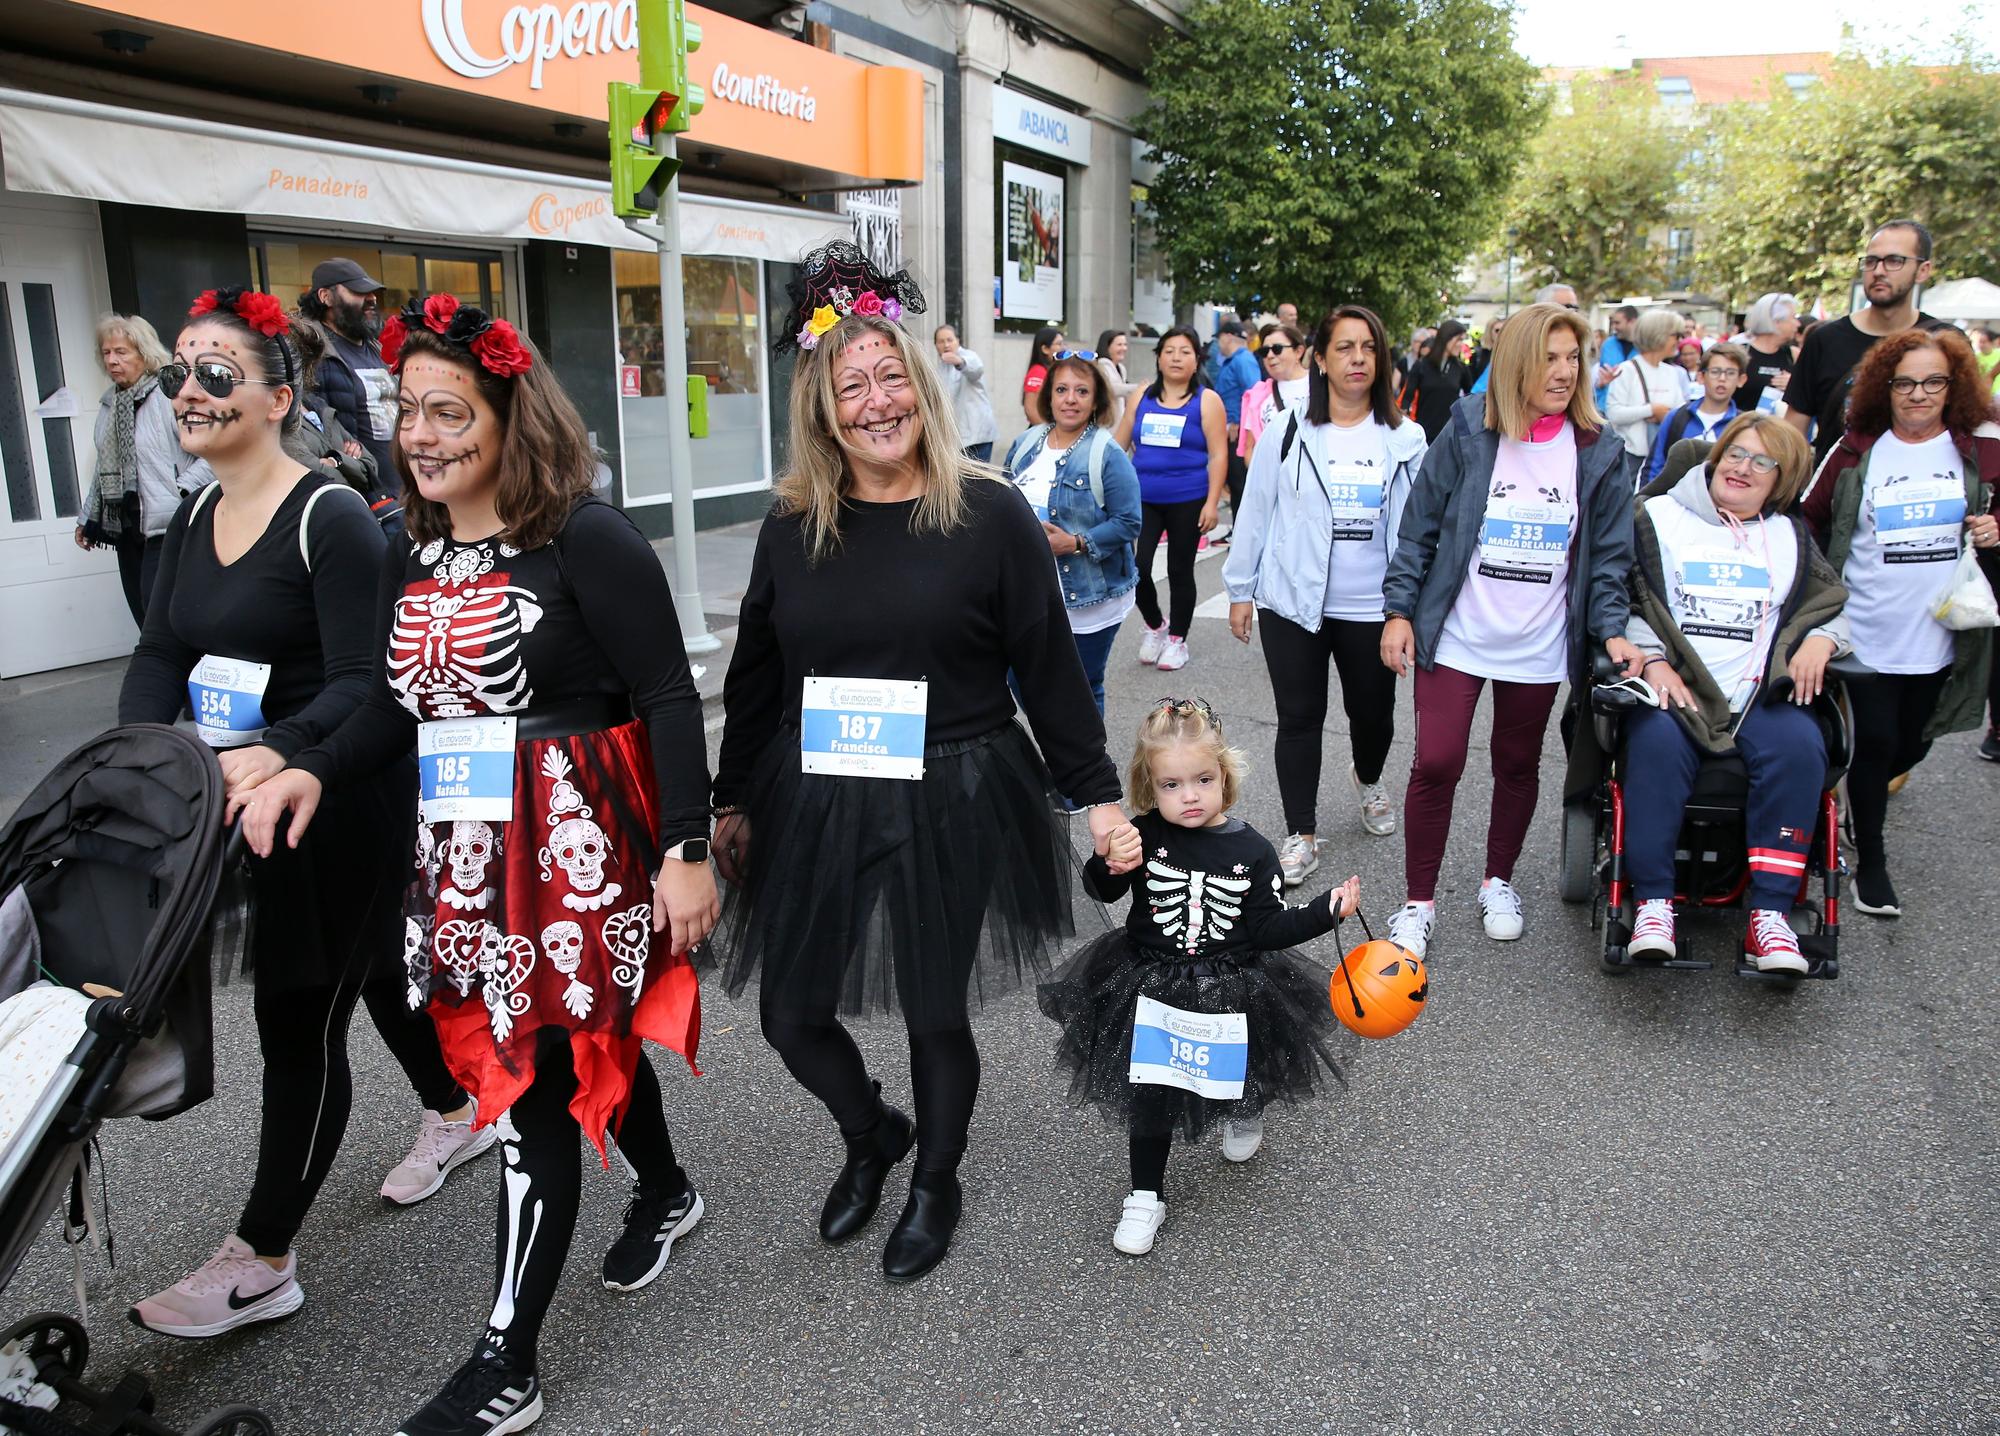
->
[608, 82, 680, 218]
[639, 0, 704, 133]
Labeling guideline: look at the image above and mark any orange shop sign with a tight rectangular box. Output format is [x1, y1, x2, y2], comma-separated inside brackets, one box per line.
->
[74, 0, 923, 182]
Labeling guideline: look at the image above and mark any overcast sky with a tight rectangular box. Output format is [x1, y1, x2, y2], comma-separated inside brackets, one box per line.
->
[1511, 0, 2000, 67]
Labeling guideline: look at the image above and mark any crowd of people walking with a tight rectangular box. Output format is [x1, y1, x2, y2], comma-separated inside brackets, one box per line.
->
[47, 213, 2000, 1434]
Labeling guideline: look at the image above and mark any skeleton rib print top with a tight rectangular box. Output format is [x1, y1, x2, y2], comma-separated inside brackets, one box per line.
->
[1084, 812, 1342, 960]
[291, 497, 710, 1140]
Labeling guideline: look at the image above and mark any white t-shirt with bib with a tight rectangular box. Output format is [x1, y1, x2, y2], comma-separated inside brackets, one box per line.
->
[1013, 438, 1136, 637]
[1646, 494, 1798, 708]
[1435, 420, 1578, 684]
[1316, 417, 1395, 621]
[1843, 430, 1963, 674]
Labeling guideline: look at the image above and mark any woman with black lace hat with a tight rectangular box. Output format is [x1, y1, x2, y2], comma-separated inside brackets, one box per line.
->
[710, 242, 1129, 1284]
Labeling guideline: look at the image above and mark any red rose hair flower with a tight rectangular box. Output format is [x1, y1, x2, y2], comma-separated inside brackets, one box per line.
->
[421, 293, 461, 333]
[188, 290, 222, 317]
[234, 291, 290, 337]
[469, 320, 533, 377]
[379, 313, 409, 371]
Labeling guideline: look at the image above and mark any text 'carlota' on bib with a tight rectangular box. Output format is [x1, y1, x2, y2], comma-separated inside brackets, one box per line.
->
[418, 716, 518, 824]
[1128, 995, 1249, 1100]
[800, 676, 928, 781]
[188, 654, 272, 749]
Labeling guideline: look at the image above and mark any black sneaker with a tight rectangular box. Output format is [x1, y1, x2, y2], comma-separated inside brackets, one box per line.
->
[602, 1184, 703, 1292]
[395, 1344, 541, 1436]
[1852, 865, 1902, 918]
[1981, 727, 2000, 763]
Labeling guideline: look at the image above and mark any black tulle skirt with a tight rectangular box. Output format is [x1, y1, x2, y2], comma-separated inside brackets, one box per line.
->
[712, 721, 1080, 1032]
[1036, 930, 1346, 1141]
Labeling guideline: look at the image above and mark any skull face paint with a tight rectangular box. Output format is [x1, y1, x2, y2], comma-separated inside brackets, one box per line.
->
[399, 357, 502, 503]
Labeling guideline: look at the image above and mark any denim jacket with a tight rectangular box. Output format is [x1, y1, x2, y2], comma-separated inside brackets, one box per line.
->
[1004, 424, 1142, 608]
[1222, 409, 1428, 630]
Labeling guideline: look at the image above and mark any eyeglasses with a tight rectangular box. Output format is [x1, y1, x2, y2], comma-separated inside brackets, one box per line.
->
[159, 361, 274, 401]
[1262, 343, 1293, 356]
[834, 370, 912, 403]
[1702, 367, 1742, 379]
[1055, 349, 1098, 361]
[1861, 254, 1914, 272]
[1720, 445, 1780, 475]
[1889, 374, 1950, 394]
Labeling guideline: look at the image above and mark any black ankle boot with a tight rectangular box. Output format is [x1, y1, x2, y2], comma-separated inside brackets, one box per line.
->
[819, 1103, 916, 1244]
[881, 1165, 961, 1284]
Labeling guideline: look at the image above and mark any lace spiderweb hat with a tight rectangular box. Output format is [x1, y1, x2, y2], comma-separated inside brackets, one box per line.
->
[775, 239, 927, 355]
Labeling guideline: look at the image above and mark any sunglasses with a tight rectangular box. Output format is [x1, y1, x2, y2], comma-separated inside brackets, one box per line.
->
[1055, 349, 1098, 362]
[160, 361, 275, 401]
[1263, 343, 1293, 356]
[1720, 445, 1780, 475]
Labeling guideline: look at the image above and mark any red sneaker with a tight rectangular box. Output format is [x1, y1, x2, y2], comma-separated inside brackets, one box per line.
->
[1744, 908, 1808, 975]
[1628, 899, 1676, 959]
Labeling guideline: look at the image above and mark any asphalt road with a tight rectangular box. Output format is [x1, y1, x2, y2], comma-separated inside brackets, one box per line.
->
[2, 551, 1996, 1435]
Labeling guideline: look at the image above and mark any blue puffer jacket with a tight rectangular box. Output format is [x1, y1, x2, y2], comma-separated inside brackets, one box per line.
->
[1383, 393, 1634, 680]
[1003, 424, 1142, 608]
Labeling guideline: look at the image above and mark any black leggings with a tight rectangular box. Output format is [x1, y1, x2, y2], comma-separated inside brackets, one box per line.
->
[1128, 1087, 1183, 1195]
[361, 981, 468, 1114]
[1846, 667, 1952, 866]
[761, 990, 981, 1175]
[1257, 611, 1397, 834]
[1134, 498, 1205, 639]
[482, 1031, 684, 1366]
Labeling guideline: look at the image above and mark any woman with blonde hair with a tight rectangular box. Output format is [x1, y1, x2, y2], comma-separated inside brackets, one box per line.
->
[710, 242, 1128, 1285]
[76, 311, 204, 622]
[1379, 302, 1644, 957]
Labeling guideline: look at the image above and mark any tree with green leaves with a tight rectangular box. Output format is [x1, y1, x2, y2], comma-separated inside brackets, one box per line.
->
[1696, 57, 2000, 309]
[1137, 0, 1541, 337]
[1498, 77, 1687, 305]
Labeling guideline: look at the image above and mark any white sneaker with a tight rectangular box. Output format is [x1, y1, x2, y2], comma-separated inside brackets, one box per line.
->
[1351, 767, 1396, 837]
[1627, 899, 1676, 959]
[1112, 1190, 1167, 1255]
[382, 1105, 498, 1206]
[1138, 623, 1168, 665]
[129, 1235, 303, 1338]
[1387, 901, 1435, 958]
[1277, 833, 1320, 887]
[1478, 877, 1524, 941]
[1156, 635, 1190, 672]
[1219, 1118, 1264, 1163]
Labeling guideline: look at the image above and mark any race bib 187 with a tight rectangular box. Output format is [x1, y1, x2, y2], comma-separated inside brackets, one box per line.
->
[800, 677, 928, 781]
[188, 655, 272, 749]
[418, 717, 518, 824]
[1128, 996, 1248, 1100]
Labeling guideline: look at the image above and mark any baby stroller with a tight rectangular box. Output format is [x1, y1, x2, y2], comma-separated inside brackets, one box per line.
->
[1559, 657, 1852, 982]
[0, 724, 273, 1435]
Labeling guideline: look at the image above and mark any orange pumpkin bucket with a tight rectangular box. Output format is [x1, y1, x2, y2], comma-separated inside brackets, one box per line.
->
[1330, 910, 1429, 1039]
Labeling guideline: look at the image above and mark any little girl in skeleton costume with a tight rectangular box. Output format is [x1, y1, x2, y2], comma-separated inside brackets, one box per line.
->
[253, 297, 717, 1436]
[1038, 698, 1357, 1257]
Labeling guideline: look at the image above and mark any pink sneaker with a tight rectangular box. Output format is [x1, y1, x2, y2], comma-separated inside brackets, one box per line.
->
[381, 1106, 496, 1206]
[129, 1235, 303, 1338]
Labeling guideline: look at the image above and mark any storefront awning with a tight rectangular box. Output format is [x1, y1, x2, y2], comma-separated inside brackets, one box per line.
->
[0, 89, 847, 263]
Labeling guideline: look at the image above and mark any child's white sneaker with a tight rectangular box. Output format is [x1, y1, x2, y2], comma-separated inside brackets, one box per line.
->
[1219, 1118, 1264, 1163]
[1112, 1190, 1166, 1255]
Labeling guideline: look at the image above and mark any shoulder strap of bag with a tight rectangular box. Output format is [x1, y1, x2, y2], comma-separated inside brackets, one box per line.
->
[1086, 427, 1109, 508]
[1278, 409, 1302, 464]
[297, 481, 369, 573]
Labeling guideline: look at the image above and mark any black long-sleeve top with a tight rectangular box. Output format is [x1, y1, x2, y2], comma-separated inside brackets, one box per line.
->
[288, 498, 710, 848]
[712, 479, 1122, 807]
[1084, 812, 1339, 959]
[119, 475, 383, 760]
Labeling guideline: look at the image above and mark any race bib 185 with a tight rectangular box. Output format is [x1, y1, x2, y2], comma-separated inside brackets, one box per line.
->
[418, 717, 518, 824]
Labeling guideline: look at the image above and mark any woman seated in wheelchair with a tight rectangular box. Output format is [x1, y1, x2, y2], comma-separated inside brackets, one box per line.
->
[1622, 413, 1850, 974]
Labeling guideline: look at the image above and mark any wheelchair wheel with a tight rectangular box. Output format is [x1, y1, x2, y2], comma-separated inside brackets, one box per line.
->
[186, 1405, 277, 1436]
[1558, 803, 1596, 904]
[0, 1311, 88, 1380]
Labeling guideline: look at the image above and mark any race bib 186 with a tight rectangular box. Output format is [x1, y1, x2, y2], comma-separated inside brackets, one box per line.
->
[418, 717, 518, 824]
[1128, 996, 1248, 1100]
[188, 655, 272, 749]
[801, 677, 928, 781]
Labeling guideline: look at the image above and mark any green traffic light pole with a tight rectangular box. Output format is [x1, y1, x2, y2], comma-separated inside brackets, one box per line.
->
[628, 0, 718, 657]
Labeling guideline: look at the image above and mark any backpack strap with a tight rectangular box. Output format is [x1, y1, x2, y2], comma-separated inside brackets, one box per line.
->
[297, 481, 370, 573]
[1007, 423, 1051, 473]
[185, 480, 220, 526]
[1278, 409, 1302, 464]
[1085, 427, 1108, 509]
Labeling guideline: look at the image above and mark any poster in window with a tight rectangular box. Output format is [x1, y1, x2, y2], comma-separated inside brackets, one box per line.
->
[1002, 160, 1063, 321]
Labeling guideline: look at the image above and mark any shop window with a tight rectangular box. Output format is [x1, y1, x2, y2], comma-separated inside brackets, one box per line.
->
[614, 251, 767, 503]
[249, 236, 510, 320]
[995, 143, 1067, 333]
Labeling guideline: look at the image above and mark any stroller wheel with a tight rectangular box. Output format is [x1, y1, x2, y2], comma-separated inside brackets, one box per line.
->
[0, 1311, 88, 1379]
[186, 1405, 277, 1436]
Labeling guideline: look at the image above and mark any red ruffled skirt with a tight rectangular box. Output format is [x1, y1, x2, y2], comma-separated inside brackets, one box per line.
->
[403, 719, 700, 1159]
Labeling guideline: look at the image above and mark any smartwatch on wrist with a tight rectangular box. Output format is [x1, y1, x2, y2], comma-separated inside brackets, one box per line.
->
[665, 838, 711, 864]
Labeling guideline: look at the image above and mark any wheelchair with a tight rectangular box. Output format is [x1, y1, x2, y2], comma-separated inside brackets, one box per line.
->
[1558, 656, 1852, 982]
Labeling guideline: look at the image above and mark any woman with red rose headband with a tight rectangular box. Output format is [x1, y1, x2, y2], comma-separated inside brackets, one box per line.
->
[117, 287, 432, 1340]
[241, 292, 715, 1436]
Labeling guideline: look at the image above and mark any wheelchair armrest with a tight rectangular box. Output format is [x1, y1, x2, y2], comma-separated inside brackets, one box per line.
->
[1591, 683, 1652, 717]
[1828, 652, 1877, 681]
[1591, 651, 1625, 685]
